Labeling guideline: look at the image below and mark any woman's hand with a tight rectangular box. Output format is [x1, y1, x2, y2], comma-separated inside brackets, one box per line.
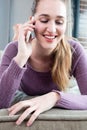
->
[14, 17, 35, 67]
[12, 24, 21, 41]
[8, 92, 60, 127]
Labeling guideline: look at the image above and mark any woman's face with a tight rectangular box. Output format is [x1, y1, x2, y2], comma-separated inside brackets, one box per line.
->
[34, 0, 67, 51]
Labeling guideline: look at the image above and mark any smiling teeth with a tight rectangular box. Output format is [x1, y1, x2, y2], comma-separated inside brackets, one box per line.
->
[45, 36, 55, 39]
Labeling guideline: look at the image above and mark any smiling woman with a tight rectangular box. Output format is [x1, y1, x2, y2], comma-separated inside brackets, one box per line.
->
[0, 0, 87, 127]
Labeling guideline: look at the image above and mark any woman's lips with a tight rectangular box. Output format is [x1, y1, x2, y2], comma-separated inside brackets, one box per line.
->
[43, 35, 57, 42]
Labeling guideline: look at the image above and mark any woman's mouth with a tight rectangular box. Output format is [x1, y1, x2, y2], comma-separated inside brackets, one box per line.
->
[43, 35, 57, 42]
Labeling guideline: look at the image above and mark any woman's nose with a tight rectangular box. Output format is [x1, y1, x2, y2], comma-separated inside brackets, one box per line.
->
[46, 22, 56, 33]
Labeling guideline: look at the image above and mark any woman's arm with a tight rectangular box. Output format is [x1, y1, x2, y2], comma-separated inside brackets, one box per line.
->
[55, 41, 87, 110]
[0, 18, 35, 108]
[0, 42, 26, 108]
[8, 91, 60, 126]
[55, 91, 87, 109]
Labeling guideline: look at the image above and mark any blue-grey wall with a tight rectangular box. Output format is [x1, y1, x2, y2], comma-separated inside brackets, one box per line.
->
[0, 0, 33, 50]
[0, 0, 10, 50]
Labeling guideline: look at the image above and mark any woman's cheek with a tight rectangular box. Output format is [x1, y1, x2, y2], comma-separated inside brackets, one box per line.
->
[35, 22, 44, 33]
[59, 27, 66, 35]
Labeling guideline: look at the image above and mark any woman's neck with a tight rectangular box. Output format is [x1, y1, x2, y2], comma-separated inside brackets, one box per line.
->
[29, 56, 52, 72]
[29, 39, 53, 72]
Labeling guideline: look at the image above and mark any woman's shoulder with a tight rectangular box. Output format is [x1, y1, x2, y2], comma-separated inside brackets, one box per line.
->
[5, 40, 18, 50]
[3, 41, 18, 59]
[68, 38, 86, 56]
[68, 38, 82, 48]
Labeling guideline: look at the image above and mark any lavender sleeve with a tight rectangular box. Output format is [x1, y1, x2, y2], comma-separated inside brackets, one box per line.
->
[0, 42, 26, 108]
[54, 41, 87, 110]
[54, 91, 87, 110]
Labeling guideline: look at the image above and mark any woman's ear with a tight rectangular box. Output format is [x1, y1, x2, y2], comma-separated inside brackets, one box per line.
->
[29, 16, 36, 25]
[29, 16, 34, 20]
[29, 16, 32, 20]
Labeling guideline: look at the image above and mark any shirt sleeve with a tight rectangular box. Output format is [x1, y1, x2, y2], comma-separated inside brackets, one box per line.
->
[53, 90, 87, 110]
[53, 41, 87, 110]
[0, 42, 26, 108]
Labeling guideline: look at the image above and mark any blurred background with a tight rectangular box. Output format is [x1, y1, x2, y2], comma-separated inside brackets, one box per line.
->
[0, 0, 87, 50]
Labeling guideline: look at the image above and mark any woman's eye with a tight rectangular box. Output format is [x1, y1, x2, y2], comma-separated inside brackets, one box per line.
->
[40, 19, 48, 23]
[56, 21, 64, 25]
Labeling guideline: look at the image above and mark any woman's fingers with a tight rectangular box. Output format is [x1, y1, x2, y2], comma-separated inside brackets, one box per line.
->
[23, 23, 35, 28]
[8, 103, 19, 112]
[16, 105, 37, 125]
[18, 23, 35, 42]
[23, 16, 35, 30]
[19, 25, 34, 35]
[27, 109, 40, 127]
[8, 99, 40, 126]
[8, 100, 32, 115]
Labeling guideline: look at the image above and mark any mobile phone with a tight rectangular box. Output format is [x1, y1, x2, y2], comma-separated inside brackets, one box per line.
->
[31, 31, 35, 39]
[26, 19, 36, 42]
[26, 31, 31, 42]
[26, 31, 35, 42]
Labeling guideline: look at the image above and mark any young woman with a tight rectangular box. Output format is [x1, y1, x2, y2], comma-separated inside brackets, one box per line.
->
[0, 0, 87, 127]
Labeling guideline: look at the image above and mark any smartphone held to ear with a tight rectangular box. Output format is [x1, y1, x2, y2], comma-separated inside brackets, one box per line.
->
[26, 31, 35, 42]
[26, 18, 36, 42]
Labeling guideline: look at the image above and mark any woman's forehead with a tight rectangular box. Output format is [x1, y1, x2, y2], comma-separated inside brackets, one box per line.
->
[35, 0, 66, 18]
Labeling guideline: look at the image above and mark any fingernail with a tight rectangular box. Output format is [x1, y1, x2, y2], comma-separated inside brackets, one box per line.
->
[27, 122, 31, 127]
[7, 108, 10, 111]
[27, 124, 29, 127]
[16, 121, 21, 125]
[32, 16, 35, 21]
[9, 113, 13, 116]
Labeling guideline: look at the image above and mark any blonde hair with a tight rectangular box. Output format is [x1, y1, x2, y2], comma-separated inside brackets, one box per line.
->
[31, 0, 72, 91]
[51, 36, 72, 91]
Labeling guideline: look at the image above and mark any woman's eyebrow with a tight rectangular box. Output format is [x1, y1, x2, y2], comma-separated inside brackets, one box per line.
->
[39, 14, 65, 19]
[39, 14, 49, 17]
[57, 15, 65, 18]
[56, 16, 65, 19]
